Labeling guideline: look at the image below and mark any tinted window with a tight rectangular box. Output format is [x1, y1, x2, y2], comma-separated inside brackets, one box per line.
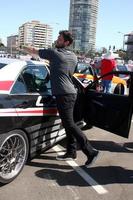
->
[87, 72, 130, 96]
[11, 64, 51, 94]
[75, 63, 92, 75]
[11, 76, 27, 94]
[22, 65, 51, 94]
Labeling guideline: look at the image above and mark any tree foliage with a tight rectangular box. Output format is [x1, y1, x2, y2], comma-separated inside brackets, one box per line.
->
[0, 43, 4, 48]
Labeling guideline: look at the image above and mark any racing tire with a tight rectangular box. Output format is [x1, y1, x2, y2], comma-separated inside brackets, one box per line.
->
[0, 130, 29, 184]
[114, 83, 124, 95]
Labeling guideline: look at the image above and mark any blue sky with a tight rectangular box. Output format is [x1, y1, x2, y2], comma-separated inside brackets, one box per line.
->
[0, 0, 132, 50]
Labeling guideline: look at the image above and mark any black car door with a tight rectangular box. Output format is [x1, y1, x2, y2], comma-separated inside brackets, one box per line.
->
[84, 71, 133, 138]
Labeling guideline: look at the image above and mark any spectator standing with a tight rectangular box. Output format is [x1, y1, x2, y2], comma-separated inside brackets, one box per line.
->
[100, 51, 117, 93]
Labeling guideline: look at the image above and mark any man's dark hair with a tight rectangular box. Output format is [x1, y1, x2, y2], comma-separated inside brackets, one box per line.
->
[59, 30, 73, 45]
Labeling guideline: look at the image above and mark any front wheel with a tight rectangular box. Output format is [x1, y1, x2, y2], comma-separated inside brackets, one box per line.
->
[0, 130, 29, 184]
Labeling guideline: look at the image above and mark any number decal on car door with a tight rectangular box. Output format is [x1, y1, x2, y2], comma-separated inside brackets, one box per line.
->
[36, 96, 43, 106]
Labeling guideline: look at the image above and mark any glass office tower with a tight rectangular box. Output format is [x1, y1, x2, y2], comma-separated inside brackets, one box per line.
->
[69, 0, 99, 53]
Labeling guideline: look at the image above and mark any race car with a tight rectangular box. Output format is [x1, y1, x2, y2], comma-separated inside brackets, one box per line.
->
[0, 58, 133, 184]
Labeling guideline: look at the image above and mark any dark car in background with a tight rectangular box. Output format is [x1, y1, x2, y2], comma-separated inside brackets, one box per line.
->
[0, 58, 133, 184]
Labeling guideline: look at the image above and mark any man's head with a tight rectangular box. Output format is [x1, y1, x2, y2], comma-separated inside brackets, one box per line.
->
[55, 30, 73, 48]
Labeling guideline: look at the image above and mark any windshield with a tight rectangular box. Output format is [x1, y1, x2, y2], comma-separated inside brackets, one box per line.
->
[75, 63, 92, 74]
[117, 65, 128, 71]
[116, 65, 129, 79]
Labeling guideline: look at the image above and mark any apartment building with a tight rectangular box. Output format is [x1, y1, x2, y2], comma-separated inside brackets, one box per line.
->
[69, 0, 99, 53]
[19, 20, 53, 48]
[7, 35, 19, 55]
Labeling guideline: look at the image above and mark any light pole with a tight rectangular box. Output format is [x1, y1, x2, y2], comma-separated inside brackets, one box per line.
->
[118, 31, 125, 50]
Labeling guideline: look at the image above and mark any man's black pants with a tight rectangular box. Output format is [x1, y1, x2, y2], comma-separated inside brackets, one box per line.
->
[55, 94, 94, 157]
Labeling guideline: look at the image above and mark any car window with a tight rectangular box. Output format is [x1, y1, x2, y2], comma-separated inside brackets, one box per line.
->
[75, 63, 92, 75]
[11, 75, 27, 94]
[116, 65, 129, 79]
[11, 64, 52, 94]
[117, 65, 128, 71]
[22, 65, 52, 94]
[87, 72, 131, 96]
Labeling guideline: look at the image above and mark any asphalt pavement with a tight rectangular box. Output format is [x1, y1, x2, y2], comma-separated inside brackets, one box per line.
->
[0, 121, 133, 200]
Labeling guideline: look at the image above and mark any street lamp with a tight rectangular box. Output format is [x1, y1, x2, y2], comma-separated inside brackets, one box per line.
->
[118, 31, 125, 50]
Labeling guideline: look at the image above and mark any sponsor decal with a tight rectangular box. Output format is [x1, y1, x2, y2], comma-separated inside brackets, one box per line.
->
[36, 96, 43, 106]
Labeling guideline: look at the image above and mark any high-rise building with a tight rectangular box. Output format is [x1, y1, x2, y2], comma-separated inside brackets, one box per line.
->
[19, 20, 53, 48]
[125, 32, 133, 59]
[69, 0, 99, 53]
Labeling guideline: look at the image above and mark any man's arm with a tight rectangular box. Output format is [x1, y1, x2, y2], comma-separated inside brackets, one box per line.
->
[21, 46, 53, 61]
[21, 45, 39, 56]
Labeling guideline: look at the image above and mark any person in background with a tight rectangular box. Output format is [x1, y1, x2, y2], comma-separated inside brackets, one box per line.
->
[100, 51, 117, 93]
[21, 30, 99, 167]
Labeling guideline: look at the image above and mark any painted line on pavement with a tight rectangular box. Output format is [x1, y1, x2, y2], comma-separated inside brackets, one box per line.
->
[52, 145, 108, 195]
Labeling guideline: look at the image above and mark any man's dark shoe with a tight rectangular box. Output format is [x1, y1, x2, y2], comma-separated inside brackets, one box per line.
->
[56, 153, 77, 161]
[85, 150, 99, 167]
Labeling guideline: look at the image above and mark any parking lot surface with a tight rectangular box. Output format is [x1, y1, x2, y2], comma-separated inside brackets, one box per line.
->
[0, 121, 133, 200]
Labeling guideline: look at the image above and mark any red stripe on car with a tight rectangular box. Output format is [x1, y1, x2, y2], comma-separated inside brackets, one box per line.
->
[0, 81, 14, 90]
[0, 108, 58, 115]
[17, 108, 58, 114]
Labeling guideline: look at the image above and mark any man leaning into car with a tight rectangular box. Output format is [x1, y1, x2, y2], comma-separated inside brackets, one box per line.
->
[22, 30, 99, 167]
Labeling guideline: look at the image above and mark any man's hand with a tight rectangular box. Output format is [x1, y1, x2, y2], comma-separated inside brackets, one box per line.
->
[20, 45, 38, 55]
